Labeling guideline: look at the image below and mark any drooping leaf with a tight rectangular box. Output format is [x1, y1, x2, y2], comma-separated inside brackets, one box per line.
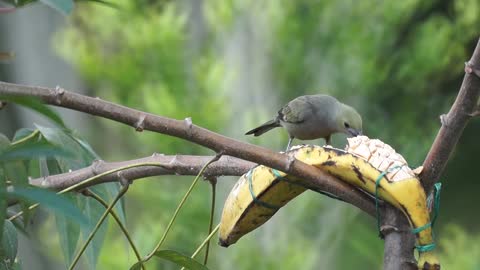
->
[6, 187, 90, 228]
[46, 159, 80, 267]
[73, 136, 126, 224]
[0, 168, 5, 246]
[35, 126, 111, 269]
[3, 160, 29, 227]
[0, 135, 10, 240]
[0, 0, 35, 7]
[0, 220, 18, 269]
[0, 140, 71, 162]
[35, 125, 92, 169]
[40, 0, 74, 15]
[130, 250, 209, 270]
[0, 96, 65, 128]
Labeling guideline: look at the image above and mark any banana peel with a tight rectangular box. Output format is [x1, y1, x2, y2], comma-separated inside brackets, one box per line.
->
[219, 136, 440, 270]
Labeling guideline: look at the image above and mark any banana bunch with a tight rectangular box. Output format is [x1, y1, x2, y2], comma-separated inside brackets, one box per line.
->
[219, 136, 440, 270]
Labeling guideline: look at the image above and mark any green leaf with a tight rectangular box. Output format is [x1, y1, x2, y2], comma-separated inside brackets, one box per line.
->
[0, 135, 9, 152]
[1, 0, 35, 7]
[73, 136, 126, 224]
[47, 159, 80, 267]
[7, 187, 90, 228]
[36, 127, 109, 269]
[81, 190, 108, 270]
[0, 168, 5, 246]
[72, 137, 124, 270]
[0, 220, 18, 269]
[0, 140, 71, 162]
[40, 0, 74, 15]
[130, 250, 210, 270]
[0, 96, 65, 128]
[35, 125, 90, 169]
[3, 160, 29, 227]
[0, 135, 9, 241]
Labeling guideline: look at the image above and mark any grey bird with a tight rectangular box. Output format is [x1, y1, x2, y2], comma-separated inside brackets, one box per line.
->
[245, 94, 363, 150]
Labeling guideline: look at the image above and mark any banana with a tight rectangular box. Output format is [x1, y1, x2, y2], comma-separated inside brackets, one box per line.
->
[219, 136, 440, 270]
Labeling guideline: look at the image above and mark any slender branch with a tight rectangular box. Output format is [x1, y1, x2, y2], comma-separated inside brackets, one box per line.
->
[11, 129, 39, 146]
[83, 189, 145, 270]
[144, 154, 221, 263]
[179, 224, 221, 270]
[191, 224, 220, 259]
[203, 178, 216, 265]
[0, 81, 375, 216]
[68, 184, 130, 270]
[420, 38, 480, 192]
[29, 155, 255, 190]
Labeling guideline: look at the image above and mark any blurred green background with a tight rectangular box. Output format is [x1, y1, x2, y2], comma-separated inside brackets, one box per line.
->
[1, 0, 480, 269]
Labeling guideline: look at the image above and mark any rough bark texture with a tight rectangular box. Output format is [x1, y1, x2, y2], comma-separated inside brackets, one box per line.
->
[29, 155, 256, 189]
[382, 206, 416, 270]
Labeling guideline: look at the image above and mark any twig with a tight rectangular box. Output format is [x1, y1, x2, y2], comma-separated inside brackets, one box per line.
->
[203, 177, 217, 265]
[68, 184, 130, 270]
[191, 224, 220, 259]
[180, 224, 221, 270]
[83, 189, 145, 270]
[143, 154, 221, 264]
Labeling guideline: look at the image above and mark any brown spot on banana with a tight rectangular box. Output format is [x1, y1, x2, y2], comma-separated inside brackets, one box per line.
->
[351, 164, 367, 184]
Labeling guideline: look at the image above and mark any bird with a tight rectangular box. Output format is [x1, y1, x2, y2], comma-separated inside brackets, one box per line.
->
[245, 94, 363, 150]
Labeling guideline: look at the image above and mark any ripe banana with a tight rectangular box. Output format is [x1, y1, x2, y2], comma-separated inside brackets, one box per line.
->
[219, 136, 440, 270]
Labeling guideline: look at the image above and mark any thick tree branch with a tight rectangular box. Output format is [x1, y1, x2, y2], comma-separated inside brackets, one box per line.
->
[420, 38, 480, 192]
[382, 206, 416, 270]
[0, 81, 375, 216]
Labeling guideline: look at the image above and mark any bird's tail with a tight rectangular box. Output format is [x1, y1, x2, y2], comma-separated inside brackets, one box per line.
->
[245, 119, 281, 136]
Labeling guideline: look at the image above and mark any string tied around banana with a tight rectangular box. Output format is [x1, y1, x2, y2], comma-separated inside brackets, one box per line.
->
[219, 136, 441, 270]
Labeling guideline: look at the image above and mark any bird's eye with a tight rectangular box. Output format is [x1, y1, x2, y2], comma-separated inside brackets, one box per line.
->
[344, 122, 350, 128]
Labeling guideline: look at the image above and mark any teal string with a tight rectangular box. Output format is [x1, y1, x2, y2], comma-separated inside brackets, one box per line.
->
[415, 243, 436, 252]
[412, 222, 431, 234]
[247, 169, 280, 210]
[375, 165, 403, 233]
[412, 182, 442, 253]
[375, 165, 443, 253]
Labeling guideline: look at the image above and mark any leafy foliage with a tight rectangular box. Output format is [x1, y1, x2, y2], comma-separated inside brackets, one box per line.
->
[0, 220, 17, 270]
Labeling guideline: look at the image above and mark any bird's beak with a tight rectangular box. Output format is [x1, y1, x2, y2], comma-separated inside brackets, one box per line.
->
[347, 128, 362, 137]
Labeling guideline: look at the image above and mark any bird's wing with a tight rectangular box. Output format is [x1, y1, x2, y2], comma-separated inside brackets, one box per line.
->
[278, 97, 311, 124]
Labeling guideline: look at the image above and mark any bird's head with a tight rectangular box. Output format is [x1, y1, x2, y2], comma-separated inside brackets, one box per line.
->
[336, 104, 362, 137]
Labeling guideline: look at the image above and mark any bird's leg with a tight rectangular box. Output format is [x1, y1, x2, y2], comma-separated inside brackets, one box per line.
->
[286, 136, 294, 151]
[325, 135, 331, 146]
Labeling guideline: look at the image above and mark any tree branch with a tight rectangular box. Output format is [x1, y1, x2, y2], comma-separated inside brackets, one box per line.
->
[420, 38, 480, 192]
[382, 205, 416, 270]
[0, 80, 375, 216]
[382, 37, 480, 270]
[29, 154, 256, 190]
